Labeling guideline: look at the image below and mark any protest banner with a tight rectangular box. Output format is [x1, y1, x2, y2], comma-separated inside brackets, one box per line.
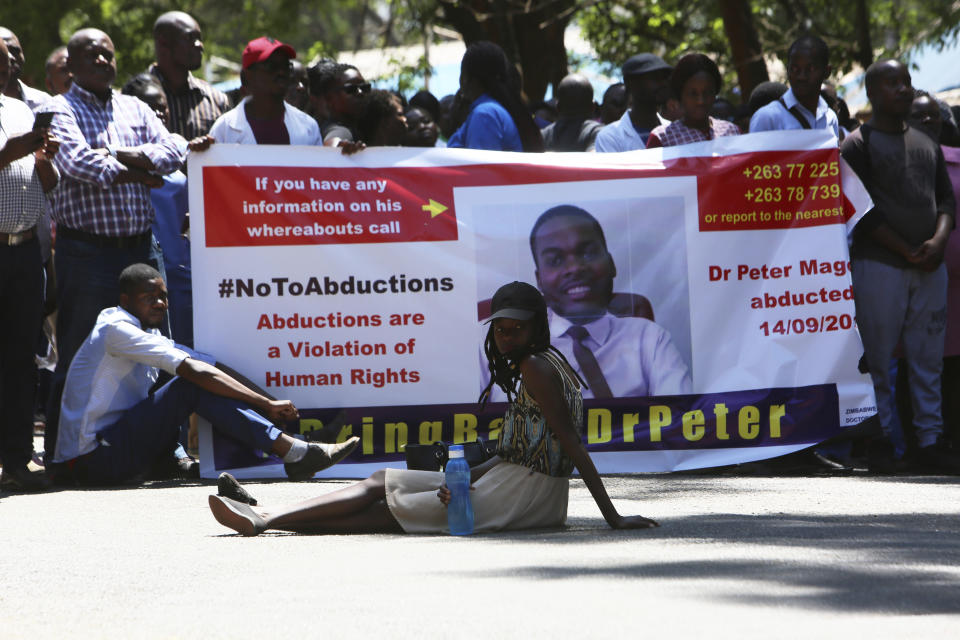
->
[189, 129, 876, 479]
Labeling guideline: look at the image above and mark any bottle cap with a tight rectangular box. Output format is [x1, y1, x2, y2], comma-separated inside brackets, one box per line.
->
[448, 444, 464, 458]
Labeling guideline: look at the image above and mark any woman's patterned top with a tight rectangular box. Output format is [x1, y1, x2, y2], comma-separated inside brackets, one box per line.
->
[496, 350, 584, 477]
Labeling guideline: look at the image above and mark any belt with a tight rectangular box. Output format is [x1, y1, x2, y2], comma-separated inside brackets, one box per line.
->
[0, 226, 37, 246]
[59, 226, 151, 249]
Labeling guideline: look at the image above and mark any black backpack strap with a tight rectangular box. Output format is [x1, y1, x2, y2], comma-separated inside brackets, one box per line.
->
[858, 123, 873, 180]
[778, 97, 812, 129]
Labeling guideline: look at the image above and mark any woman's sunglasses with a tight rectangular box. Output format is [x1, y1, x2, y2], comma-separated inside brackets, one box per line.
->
[342, 82, 371, 96]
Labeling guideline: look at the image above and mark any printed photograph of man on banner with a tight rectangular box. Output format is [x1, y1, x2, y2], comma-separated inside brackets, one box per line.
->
[471, 180, 692, 401]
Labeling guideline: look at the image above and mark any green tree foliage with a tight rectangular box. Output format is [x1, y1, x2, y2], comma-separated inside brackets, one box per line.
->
[579, 0, 960, 100]
[4, 0, 79, 86]
[749, 0, 960, 70]
[10, 0, 955, 104]
[4, 0, 407, 87]
[580, 1, 728, 72]
[6, 0, 573, 101]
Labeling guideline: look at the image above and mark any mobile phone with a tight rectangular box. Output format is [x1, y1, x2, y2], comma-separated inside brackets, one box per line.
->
[33, 112, 54, 130]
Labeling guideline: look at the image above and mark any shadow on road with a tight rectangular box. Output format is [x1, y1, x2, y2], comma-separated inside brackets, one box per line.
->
[468, 510, 960, 615]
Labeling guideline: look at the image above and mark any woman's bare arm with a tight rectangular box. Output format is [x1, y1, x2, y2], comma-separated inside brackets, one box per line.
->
[469, 454, 502, 483]
[519, 355, 658, 529]
[438, 455, 502, 505]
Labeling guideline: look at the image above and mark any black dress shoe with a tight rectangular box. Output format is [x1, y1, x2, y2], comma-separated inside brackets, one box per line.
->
[149, 454, 200, 481]
[866, 437, 898, 474]
[0, 464, 52, 492]
[284, 437, 360, 480]
[914, 442, 960, 475]
[177, 457, 200, 479]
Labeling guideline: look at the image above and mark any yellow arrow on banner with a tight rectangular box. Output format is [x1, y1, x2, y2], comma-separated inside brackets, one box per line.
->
[422, 199, 448, 217]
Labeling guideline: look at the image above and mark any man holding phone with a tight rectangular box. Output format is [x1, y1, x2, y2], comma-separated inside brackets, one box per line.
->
[33, 111, 53, 129]
[0, 38, 59, 491]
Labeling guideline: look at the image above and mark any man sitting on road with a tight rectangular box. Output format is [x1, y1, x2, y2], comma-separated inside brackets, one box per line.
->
[53, 263, 357, 485]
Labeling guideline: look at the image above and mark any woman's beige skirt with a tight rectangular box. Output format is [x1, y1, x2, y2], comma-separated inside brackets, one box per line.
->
[385, 461, 569, 534]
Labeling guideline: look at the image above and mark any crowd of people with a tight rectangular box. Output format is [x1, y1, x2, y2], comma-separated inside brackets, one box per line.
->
[1, 9, 960, 512]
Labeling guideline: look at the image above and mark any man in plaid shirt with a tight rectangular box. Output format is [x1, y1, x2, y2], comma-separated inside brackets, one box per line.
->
[42, 28, 186, 465]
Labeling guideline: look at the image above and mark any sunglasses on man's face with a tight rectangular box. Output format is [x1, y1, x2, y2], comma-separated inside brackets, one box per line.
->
[342, 82, 371, 95]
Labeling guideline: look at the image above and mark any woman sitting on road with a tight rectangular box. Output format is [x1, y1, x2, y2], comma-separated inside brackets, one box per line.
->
[208, 281, 658, 535]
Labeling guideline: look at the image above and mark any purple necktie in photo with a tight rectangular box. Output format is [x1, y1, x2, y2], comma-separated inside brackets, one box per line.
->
[565, 325, 613, 398]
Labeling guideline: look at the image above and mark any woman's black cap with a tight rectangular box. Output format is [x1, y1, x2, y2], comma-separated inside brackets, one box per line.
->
[485, 281, 546, 323]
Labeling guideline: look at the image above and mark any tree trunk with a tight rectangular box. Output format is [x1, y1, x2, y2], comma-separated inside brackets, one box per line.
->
[513, 5, 572, 102]
[355, 0, 371, 52]
[718, 0, 769, 101]
[438, 0, 574, 103]
[854, 0, 874, 68]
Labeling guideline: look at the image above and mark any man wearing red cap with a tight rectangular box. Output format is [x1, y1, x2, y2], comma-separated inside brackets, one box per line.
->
[208, 37, 321, 145]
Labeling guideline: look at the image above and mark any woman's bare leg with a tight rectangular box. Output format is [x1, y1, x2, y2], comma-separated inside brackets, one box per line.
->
[262, 469, 401, 532]
[271, 499, 401, 534]
[209, 469, 403, 535]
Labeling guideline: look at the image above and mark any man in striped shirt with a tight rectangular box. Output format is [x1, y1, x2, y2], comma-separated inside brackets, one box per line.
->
[42, 28, 186, 466]
[0, 27, 51, 111]
[0, 38, 59, 491]
[149, 11, 230, 140]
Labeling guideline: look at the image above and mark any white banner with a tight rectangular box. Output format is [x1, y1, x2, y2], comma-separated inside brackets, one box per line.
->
[189, 129, 876, 478]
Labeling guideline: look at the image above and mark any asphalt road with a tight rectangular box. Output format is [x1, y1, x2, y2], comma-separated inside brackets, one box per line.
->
[1, 471, 958, 638]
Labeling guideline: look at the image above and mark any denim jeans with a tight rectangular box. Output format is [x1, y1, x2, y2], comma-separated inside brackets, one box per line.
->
[852, 259, 948, 448]
[44, 233, 164, 462]
[72, 377, 281, 485]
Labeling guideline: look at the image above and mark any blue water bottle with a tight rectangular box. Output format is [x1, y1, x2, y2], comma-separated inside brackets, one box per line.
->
[445, 444, 474, 535]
